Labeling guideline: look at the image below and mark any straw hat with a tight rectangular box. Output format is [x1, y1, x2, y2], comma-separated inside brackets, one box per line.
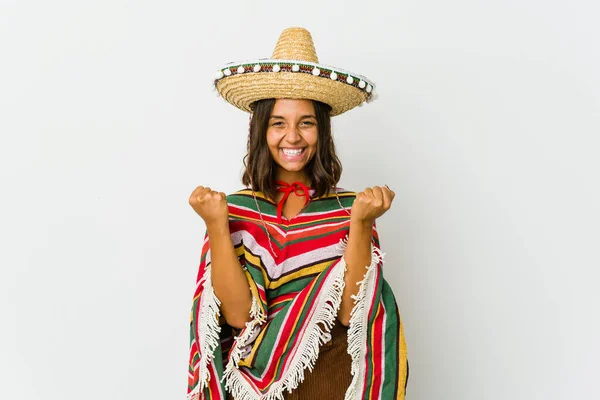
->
[213, 27, 376, 116]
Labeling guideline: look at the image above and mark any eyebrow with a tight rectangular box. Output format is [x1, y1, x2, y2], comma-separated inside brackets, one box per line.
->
[269, 115, 316, 120]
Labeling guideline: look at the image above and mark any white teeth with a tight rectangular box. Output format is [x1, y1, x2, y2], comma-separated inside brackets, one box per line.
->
[282, 148, 303, 156]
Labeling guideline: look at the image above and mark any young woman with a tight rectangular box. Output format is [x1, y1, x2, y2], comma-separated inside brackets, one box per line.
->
[186, 27, 408, 400]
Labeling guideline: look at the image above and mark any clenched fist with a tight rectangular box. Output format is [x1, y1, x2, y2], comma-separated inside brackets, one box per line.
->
[350, 185, 395, 224]
[189, 186, 229, 228]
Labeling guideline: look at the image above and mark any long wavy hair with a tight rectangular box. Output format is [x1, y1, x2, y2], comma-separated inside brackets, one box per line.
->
[242, 99, 342, 201]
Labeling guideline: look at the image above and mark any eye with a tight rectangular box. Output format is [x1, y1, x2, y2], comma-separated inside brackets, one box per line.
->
[272, 121, 284, 126]
[301, 121, 315, 126]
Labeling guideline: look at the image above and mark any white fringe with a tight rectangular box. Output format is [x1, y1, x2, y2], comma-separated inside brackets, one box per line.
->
[343, 239, 384, 400]
[337, 235, 350, 254]
[195, 265, 222, 395]
[223, 296, 267, 377]
[191, 269, 268, 400]
[223, 257, 347, 400]
[186, 385, 199, 400]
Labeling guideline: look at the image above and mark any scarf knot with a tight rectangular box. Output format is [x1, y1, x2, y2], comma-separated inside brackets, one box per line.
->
[275, 180, 311, 223]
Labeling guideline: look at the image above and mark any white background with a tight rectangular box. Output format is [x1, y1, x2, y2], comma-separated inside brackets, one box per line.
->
[1, 1, 599, 399]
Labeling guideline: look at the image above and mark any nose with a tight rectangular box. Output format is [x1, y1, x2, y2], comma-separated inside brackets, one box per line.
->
[284, 124, 302, 143]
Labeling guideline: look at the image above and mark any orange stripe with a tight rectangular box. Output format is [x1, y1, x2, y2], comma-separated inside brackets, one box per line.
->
[397, 319, 408, 399]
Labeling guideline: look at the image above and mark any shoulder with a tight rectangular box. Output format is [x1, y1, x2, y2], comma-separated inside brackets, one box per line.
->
[226, 188, 272, 207]
[314, 187, 357, 199]
[310, 187, 357, 209]
[330, 187, 357, 198]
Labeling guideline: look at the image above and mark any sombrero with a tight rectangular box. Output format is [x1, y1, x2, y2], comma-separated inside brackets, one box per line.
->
[213, 27, 376, 116]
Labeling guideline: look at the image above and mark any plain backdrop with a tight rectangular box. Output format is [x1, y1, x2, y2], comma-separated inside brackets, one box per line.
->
[1, 1, 599, 399]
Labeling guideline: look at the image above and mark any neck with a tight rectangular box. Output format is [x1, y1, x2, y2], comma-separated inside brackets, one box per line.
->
[275, 168, 311, 187]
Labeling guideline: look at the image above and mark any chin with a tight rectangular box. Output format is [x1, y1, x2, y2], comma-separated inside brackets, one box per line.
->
[278, 163, 306, 172]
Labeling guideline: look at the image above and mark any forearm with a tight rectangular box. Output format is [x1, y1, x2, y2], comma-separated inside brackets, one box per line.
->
[207, 223, 253, 329]
[337, 219, 373, 326]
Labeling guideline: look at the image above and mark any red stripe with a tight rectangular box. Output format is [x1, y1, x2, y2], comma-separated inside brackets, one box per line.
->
[208, 360, 225, 399]
[278, 233, 343, 259]
[269, 292, 297, 307]
[188, 366, 198, 395]
[286, 208, 351, 224]
[371, 301, 385, 399]
[229, 219, 286, 245]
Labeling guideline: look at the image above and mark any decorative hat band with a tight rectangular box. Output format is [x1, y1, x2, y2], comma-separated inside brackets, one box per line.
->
[214, 59, 375, 99]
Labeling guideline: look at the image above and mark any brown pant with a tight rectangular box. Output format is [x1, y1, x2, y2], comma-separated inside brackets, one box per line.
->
[226, 323, 352, 400]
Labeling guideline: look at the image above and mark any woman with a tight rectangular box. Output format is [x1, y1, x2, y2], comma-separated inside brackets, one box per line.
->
[186, 27, 408, 400]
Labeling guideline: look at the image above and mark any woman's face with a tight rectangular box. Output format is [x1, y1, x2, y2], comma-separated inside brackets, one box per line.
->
[266, 99, 318, 175]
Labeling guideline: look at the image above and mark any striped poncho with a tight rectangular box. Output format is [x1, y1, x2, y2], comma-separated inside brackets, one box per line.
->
[187, 188, 408, 400]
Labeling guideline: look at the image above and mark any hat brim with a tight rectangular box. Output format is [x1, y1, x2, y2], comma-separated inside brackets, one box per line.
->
[214, 60, 374, 116]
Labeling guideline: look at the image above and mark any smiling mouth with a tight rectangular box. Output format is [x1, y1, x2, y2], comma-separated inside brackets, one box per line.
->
[281, 148, 306, 157]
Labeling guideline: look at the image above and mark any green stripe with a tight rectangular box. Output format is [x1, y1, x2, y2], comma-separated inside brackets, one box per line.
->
[276, 226, 349, 246]
[381, 279, 400, 398]
[268, 275, 317, 298]
[287, 216, 350, 230]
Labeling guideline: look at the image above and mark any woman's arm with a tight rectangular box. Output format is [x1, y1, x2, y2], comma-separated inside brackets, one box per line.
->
[337, 186, 395, 326]
[337, 219, 373, 326]
[206, 222, 253, 329]
[190, 186, 253, 330]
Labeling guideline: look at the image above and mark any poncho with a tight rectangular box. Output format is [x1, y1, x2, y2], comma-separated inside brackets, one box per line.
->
[187, 188, 408, 400]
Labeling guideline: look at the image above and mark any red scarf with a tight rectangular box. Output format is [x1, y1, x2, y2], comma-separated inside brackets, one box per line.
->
[275, 180, 311, 223]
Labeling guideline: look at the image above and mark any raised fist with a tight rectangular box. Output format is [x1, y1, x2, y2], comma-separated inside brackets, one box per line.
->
[188, 186, 229, 228]
[350, 185, 395, 224]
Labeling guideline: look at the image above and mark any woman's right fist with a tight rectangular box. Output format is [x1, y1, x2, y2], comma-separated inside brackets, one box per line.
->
[189, 186, 229, 228]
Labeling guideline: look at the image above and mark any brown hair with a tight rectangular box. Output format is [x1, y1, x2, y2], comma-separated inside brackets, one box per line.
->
[242, 99, 342, 200]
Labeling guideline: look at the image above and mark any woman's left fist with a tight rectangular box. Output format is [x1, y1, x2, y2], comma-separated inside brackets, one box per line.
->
[350, 185, 395, 224]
